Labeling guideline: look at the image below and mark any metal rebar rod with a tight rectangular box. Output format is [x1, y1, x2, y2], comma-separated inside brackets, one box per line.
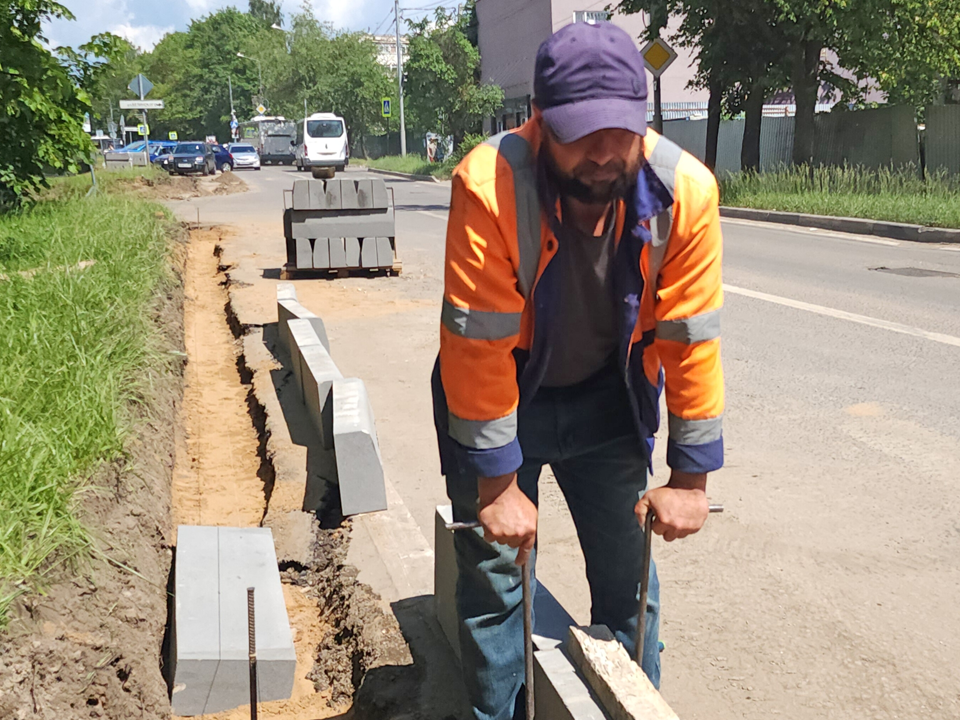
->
[636, 504, 724, 665]
[521, 561, 535, 719]
[247, 586, 258, 720]
[445, 519, 535, 716]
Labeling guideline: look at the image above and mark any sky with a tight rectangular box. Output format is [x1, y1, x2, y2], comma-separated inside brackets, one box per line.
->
[45, 0, 456, 51]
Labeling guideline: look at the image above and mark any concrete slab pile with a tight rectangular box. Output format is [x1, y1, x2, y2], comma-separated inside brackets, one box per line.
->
[283, 178, 400, 275]
[170, 526, 296, 716]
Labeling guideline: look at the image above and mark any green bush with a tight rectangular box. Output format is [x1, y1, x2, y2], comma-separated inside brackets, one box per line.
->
[451, 133, 487, 164]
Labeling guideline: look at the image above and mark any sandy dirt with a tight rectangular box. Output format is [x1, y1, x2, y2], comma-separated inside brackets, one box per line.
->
[171, 227, 266, 531]
[171, 226, 417, 720]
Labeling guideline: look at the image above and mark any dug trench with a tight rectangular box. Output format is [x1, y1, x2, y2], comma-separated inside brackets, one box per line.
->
[171, 227, 427, 720]
[0, 223, 438, 720]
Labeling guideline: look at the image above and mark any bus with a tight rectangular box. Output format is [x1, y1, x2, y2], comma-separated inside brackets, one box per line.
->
[238, 115, 297, 165]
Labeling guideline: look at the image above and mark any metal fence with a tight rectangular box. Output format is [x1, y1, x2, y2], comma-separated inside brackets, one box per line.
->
[812, 106, 919, 170]
[663, 106, 925, 174]
[926, 105, 960, 176]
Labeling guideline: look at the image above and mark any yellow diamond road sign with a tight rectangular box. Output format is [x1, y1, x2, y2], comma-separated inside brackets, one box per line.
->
[641, 37, 677, 77]
[256, 104, 267, 115]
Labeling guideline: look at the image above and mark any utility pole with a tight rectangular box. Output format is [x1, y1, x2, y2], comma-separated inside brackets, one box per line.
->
[394, 0, 407, 156]
[651, 1, 666, 134]
[137, 74, 150, 163]
[229, 76, 237, 141]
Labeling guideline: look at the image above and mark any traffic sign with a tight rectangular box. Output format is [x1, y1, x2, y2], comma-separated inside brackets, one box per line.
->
[230, 119, 239, 129]
[640, 37, 677, 78]
[256, 104, 267, 114]
[127, 74, 154, 98]
[137, 124, 149, 135]
[119, 99, 165, 110]
[169, 131, 178, 140]
[381, 97, 392, 118]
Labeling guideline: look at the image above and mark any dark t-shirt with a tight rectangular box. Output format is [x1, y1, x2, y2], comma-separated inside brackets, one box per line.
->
[540, 212, 619, 387]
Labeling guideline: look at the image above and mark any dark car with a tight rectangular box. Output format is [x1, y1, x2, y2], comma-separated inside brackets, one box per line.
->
[211, 144, 234, 172]
[170, 142, 216, 175]
[152, 146, 174, 169]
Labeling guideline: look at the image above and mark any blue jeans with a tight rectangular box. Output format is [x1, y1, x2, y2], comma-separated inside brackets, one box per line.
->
[446, 364, 660, 720]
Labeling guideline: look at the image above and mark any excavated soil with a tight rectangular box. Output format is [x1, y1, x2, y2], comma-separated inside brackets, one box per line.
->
[0, 218, 425, 720]
[0, 236, 187, 720]
[129, 173, 248, 201]
[171, 228, 266, 531]
[172, 228, 418, 720]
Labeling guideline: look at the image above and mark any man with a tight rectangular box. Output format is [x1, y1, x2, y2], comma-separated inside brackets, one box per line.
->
[432, 21, 724, 720]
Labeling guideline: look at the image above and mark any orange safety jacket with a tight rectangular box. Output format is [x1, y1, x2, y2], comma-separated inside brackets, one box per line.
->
[432, 118, 724, 479]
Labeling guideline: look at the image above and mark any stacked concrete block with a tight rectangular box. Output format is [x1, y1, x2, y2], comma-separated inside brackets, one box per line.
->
[283, 178, 396, 271]
[276, 283, 330, 362]
[332, 378, 387, 515]
[344, 237, 361, 268]
[170, 526, 296, 716]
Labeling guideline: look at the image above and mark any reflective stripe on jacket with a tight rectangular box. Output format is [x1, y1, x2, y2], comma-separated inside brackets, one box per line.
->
[433, 117, 724, 479]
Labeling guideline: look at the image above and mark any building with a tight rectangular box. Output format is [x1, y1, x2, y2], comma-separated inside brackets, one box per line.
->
[477, 0, 707, 133]
[370, 33, 409, 70]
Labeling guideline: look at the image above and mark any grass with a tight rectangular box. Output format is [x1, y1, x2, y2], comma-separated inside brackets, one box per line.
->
[361, 154, 456, 179]
[719, 165, 960, 229]
[45, 165, 169, 200]
[0, 175, 175, 621]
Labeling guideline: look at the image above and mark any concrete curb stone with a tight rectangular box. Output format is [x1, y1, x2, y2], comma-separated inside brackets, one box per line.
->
[358, 166, 445, 183]
[332, 377, 387, 516]
[720, 206, 960, 243]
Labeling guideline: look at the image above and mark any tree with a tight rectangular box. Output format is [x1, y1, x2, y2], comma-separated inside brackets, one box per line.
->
[403, 7, 503, 145]
[618, 0, 787, 171]
[249, 0, 283, 28]
[58, 33, 141, 134]
[142, 8, 270, 140]
[0, 0, 93, 208]
[272, 6, 392, 155]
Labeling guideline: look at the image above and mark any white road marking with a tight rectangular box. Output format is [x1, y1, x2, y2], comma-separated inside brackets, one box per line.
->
[723, 284, 960, 349]
[721, 218, 902, 246]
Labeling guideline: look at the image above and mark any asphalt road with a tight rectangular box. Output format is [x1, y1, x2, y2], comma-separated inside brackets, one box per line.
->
[172, 164, 960, 719]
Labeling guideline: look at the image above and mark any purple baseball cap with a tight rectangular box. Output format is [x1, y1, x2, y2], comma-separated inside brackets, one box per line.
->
[534, 22, 647, 143]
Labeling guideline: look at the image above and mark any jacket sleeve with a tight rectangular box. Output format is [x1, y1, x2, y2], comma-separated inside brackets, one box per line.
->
[439, 166, 526, 478]
[654, 170, 725, 474]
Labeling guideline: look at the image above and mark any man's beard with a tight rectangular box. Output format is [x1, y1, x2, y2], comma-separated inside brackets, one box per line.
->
[542, 151, 641, 204]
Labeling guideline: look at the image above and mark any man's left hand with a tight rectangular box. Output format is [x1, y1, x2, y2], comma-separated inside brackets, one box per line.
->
[634, 471, 710, 542]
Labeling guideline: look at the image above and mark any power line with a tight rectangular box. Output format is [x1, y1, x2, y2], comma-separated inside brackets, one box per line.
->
[370, 7, 394, 35]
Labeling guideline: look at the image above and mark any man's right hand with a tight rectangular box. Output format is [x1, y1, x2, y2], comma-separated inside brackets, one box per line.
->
[477, 473, 538, 566]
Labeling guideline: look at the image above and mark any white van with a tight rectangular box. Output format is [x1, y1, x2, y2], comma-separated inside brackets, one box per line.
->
[295, 113, 349, 178]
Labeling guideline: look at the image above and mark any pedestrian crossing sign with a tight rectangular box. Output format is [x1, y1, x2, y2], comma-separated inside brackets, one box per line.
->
[382, 97, 392, 118]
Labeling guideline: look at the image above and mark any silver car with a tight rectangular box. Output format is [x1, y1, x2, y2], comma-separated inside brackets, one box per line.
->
[226, 143, 261, 170]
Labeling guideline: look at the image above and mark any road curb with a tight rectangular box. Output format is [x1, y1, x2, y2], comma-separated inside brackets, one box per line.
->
[359, 166, 445, 183]
[720, 206, 960, 244]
